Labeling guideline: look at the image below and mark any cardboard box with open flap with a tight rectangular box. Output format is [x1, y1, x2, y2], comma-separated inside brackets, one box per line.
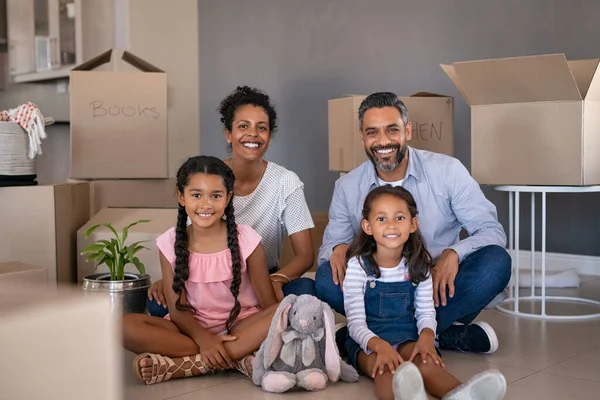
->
[69, 49, 168, 179]
[442, 53, 600, 185]
[328, 92, 454, 172]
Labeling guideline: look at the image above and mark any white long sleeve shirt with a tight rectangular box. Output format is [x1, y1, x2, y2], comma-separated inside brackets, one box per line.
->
[343, 256, 437, 352]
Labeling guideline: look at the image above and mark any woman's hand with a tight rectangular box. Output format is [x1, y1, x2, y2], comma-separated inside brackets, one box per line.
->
[408, 329, 444, 367]
[148, 279, 166, 307]
[196, 334, 238, 370]
[272, 280, 285, 302]
[369, 338, 404, 377]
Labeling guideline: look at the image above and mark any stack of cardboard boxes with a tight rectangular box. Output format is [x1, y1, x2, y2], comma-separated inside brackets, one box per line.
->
[70, 49, 186, 284]
[0, 47, 198, 287]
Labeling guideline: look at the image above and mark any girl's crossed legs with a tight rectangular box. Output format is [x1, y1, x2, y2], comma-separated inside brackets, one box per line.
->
[357, 341, 460, 400]
[122, 304, 278, 384]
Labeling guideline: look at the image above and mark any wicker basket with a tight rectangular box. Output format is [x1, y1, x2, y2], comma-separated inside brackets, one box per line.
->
[0, 122, 35, 176]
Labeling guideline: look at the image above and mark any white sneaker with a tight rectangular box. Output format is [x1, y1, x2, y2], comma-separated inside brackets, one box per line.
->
[443, 369, 507, 400]
[392, 362, 428, 400]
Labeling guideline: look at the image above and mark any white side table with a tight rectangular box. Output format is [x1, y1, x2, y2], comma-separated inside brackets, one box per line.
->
[494, 185, 600, 320]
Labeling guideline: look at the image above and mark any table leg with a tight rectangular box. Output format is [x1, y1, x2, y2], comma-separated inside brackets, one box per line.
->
[508, 191, 514, 300]
[531, 192, 535, 297]
[515, 191, 520, 313]
[541, 191, 547, 317]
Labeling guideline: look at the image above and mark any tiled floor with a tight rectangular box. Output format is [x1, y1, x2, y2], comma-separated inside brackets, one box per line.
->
[124, 275, 600, 399]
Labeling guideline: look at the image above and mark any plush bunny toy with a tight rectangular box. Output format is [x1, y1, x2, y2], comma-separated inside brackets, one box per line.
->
[252, 294, 359, 393]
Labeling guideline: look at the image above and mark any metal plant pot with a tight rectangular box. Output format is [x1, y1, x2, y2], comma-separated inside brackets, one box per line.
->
[82, 273, 151, 315]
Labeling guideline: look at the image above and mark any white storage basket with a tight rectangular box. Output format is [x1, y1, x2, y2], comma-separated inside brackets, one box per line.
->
[0, 122, 35, 176]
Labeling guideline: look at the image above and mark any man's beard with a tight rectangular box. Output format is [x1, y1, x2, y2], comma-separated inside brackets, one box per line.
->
[366, 143, 407, 172]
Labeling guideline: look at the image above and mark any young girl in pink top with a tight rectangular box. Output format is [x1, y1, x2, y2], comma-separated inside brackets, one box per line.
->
[123, 155, 279, 385]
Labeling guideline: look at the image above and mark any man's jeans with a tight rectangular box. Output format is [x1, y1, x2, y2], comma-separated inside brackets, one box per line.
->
[315, 245, 511, 334]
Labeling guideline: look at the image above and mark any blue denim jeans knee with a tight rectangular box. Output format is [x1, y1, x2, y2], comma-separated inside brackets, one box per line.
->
[315, 261, 346, 316]
[436, 245, 511, 333]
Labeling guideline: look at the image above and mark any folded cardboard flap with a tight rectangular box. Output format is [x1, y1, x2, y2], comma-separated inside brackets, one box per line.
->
[567, 59, 600, 99]
[409, 92, 451, 98]
[72, 48, 164, 73]
[443, 53, 585, 105]
[339, 92, 451, 102]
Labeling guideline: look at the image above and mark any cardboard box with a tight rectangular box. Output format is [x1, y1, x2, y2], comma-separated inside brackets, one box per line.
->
[442, 53, 600, 185]
[88, 179, 178, 217]
[78, 208, 178, 283]
[280, 212, 329, 272]
[128, 0, 201, 178]
[0, 262, 48, 291]
[0, 183, 90, 286]
[0, 284, 122, 400]
[328, 93, 454, 172]
[70, 49, 168, 179]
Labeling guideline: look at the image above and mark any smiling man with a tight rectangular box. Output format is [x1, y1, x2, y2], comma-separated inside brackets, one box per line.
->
[316, 92, 511, 355]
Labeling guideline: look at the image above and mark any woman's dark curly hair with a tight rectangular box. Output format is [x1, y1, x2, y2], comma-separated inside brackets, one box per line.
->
[172, 155, 243, 334]
[346, 185, 432, 284]
[218, 85, 278, 137]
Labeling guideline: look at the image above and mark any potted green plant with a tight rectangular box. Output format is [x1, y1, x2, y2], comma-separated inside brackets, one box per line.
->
[80, 219, 152, 315]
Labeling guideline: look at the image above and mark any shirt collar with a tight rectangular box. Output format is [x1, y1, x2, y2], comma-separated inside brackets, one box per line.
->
[366, 146, 423, 189]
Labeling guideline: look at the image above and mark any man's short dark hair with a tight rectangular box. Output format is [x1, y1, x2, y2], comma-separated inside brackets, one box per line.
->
[358, 92, 409, 129]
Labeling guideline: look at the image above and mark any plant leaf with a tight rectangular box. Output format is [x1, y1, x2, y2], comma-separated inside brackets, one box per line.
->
[129, 240, 150, 248]
[85, 224, 101, 238]
[130, 244, 149, 255]
[121, 219, 151, 246]
[102, 223, 120, 242]
[80, 243, 108, 255]
[85, 252, 100, 263]
[132, 257, 146, 275]
[105, 258, 115, 279]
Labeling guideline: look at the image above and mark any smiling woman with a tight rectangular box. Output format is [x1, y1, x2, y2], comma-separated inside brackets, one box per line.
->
[147, 86, 317, 316]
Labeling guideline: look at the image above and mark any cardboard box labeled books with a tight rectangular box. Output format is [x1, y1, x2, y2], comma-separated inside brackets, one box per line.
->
[0, 262, 48, 291]
[0, 284, 122, 400]
[442, 53, 600, 185]
[77, 208, 178, 283]
[70, 49, 168, 179]
[0, 183, 90, 286]
[328, 93, 454, 172]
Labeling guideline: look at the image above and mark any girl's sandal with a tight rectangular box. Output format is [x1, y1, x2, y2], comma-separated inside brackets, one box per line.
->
[133, 352, 213, 385]
[231, 353, 255, 379]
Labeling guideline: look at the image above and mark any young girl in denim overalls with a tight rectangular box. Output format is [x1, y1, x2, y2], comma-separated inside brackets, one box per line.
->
[343, 185, 507, 400]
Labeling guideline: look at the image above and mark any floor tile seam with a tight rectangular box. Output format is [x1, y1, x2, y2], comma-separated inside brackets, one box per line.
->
[162, 377, 244, 400]
[541, 369, 600, 384]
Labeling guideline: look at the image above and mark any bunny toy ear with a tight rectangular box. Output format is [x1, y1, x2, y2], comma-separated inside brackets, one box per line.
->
[264, 295, 297, 368]
[322, 302, 341, 382]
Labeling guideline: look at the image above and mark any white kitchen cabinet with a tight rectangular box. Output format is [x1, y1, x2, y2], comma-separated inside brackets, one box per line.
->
[6, 0, 82, 83]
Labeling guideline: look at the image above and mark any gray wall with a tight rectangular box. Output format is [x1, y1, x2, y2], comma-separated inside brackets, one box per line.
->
[199, 0, 600, 257]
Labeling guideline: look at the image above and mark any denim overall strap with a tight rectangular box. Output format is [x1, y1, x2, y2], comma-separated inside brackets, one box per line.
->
[358, 256, 377, 277]
[345, 255, 420, 371]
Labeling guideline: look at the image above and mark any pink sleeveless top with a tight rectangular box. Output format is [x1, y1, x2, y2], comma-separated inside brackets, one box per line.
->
[156, 224, 262, 334]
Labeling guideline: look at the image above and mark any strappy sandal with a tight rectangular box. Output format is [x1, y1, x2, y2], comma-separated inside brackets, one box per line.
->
[231, 353, 255, 379]
[133, 352, 213, 385]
